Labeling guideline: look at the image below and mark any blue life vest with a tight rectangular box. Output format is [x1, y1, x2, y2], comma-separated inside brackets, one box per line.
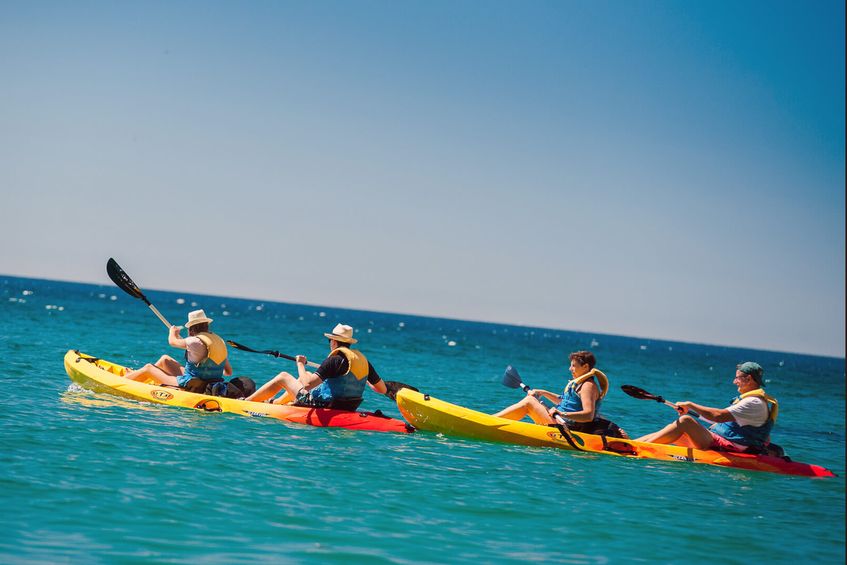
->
[555, 377, 602, 419]
[178, 332, 228, 387]
[709, 390, 778, 450]
[310, 347, 370, 402]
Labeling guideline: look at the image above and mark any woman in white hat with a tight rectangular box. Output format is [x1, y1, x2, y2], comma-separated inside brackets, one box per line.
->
[124, 309, 232, 388]
[246, 323, 388, 411]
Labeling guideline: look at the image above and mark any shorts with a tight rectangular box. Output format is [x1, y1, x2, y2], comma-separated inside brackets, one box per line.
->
[293, 390, 363, 411]
[709, 432, 748, 452]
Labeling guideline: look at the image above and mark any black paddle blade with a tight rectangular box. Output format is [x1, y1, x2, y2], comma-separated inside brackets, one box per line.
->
[106, 258, 147, 302]
[226, 340, 258, 353]
[384, 380, 419, 401]
[502, 365, 522, 389]
[621, 384, 665, 404]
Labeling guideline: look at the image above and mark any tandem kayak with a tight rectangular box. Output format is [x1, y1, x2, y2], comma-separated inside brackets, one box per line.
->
[395, 388, 835, 478]
[65, 350, 413, 433]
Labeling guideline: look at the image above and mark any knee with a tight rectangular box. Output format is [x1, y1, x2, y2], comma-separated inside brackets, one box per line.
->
[273, 372, 293, 383]
[157, 355, 176, 365]
[677, 415, 699, 427]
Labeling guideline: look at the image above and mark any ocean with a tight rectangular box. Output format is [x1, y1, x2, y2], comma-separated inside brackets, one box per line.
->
[1, 275, 844, 563]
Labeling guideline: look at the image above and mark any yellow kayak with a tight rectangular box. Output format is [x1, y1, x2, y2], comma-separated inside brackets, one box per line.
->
[395, 388, 835, 477]
[64, 350, 413, 433]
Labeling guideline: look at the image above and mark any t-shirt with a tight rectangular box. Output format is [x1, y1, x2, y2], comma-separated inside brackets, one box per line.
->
[314, 355, 382, 385]
[726, 396, 769, 427]
[184, 336, 208, 364]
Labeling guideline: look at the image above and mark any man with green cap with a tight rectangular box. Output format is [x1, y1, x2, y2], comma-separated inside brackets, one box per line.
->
[635, 362, 779, 453]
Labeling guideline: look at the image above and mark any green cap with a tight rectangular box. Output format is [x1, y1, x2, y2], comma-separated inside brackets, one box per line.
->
[737, 361, 764, 384]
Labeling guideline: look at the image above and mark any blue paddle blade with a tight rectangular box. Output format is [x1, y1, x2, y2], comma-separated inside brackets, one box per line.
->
[502, 365, 522, 389]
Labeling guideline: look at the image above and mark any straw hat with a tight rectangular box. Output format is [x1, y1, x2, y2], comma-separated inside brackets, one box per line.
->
[324, 323, 357, 344]
[185, 309, 213, 328]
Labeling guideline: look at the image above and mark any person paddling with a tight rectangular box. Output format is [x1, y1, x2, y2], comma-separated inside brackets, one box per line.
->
[123, 309, 233, 389]
[494, 350, 628, 438]
[245, 323, 389, 411]
[635, 362, 778, 452]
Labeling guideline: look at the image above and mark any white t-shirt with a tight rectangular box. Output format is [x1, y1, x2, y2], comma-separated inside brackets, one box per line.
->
[184, 336, 208, 364]
[726, 396, 769, 427]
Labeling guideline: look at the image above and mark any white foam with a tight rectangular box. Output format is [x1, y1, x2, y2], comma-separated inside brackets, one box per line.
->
[176, 298, 185, 304]
[110, 295, 117, 301]
[22, 290, 33, 296]
[640, 345, 647, 350]
[447, 341, 457, 346]
[319, 311, 326, 317]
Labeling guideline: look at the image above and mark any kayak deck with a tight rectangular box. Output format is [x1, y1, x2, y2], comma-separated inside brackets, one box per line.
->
[395, 388, 835, 478]
[64, 350, 413, 433]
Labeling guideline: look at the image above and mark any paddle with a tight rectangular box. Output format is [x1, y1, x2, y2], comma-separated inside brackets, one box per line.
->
[106, 258, 172, 328]
[502, 365, 585, 451]
[620, 385, 703, 419]
[226, 339, 418, 401]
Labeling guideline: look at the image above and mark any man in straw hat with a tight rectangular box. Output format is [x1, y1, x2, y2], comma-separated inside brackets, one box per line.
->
[246, 323, 388, 411]
[636, 361, 779, 453]
[124, 309, 233, 388]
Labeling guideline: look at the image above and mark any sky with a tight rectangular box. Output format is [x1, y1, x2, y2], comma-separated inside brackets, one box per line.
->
[1, 1, 844, 358]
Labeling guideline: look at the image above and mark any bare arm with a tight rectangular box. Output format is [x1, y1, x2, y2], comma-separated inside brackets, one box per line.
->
[295, 356, 323, 391]
[223, 359, 233, 377]
[530, 389, 560, 404]
[676, 401, 733, 423]
[167, 326, 187, 349]
[369, 379, 388, 395]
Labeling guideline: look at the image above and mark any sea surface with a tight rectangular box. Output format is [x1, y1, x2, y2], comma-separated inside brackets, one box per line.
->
[1, 275, 844, 564]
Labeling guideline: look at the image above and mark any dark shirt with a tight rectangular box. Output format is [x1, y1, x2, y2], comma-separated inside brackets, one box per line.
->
[314, 355, 382, 385]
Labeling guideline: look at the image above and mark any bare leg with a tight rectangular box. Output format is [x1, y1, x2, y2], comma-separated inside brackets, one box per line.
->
[493, 396, 554, 425]
[124, 363, 180, 387]
[635, 415, 713, 448]
[154, 355, 183, 376]
[272, 391, 294, 405]
[246, 372, 303, 403]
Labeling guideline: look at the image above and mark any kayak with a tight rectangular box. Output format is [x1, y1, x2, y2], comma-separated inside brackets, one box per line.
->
[65, 350, 413, 433]
[395, 388, 835, 478]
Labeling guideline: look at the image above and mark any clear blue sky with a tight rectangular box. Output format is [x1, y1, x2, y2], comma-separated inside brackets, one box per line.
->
[1, 1, 844, 357]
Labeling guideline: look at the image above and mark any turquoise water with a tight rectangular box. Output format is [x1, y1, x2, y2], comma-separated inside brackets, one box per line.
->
[1, 275, 844, 564]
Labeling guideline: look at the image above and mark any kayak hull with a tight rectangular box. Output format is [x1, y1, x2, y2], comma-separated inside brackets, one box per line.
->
[65, 350, 413, 433]
[395, 389, 835, 478]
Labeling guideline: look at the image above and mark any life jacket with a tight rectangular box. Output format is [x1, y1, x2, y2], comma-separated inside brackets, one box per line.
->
[555, 368, 609, 415]
[180, 332, 228, 386]
[309, 347, 370, 402]
[709, 388, 778, 450]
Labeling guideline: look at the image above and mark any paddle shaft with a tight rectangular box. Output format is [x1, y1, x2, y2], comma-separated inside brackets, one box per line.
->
[511, 377, 586, 451]
[226, 341, 321, 368]
[621, 385, 704, 420]
[145, 303, 172, 329]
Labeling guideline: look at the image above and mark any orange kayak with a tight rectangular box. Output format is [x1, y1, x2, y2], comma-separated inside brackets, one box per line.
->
[395, 388, 835, 478]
